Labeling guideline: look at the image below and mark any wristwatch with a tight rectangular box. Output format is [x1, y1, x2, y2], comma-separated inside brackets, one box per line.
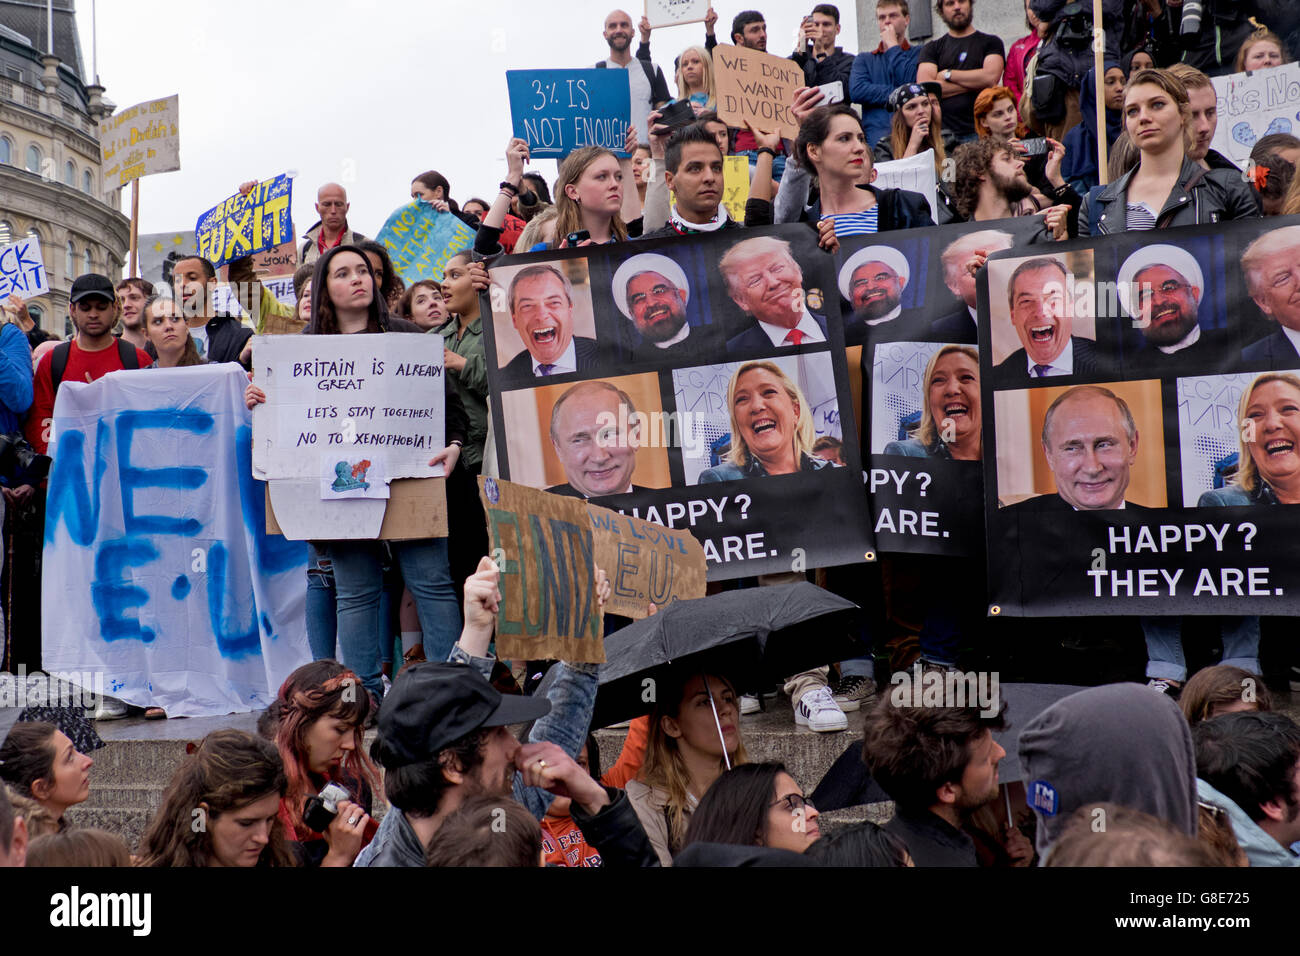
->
[944, 69, 953, 81]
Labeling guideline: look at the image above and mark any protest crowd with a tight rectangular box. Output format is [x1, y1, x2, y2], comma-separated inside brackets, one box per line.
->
[8, 0, 1300, 876]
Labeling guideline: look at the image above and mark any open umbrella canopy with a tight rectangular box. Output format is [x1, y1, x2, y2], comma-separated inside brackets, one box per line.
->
[591, 582, 865, 728]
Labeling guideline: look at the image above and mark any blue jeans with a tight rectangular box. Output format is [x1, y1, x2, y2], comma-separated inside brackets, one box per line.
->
[305, 544, 338, 661]
[317, 538, 461, 699]
[1142, 617, 1261, 682]
[738, 149, 786, 182]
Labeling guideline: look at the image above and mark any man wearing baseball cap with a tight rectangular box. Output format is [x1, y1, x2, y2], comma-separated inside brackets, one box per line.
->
[356, 558, 629, 867]
[25, 275, 152, 457]
[612, 253, 707, 362]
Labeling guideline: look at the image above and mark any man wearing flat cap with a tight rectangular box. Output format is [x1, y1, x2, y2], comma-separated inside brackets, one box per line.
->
[611, 253, 708, 362]
[1117, 244, 1229, 373]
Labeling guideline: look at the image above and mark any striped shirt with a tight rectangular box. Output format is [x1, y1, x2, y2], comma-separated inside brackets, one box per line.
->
[823, 206, 880, 237]
[1125, 201, 1158, 231]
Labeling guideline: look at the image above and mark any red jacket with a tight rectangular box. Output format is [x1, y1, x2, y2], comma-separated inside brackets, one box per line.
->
[541, 716, 650, 867]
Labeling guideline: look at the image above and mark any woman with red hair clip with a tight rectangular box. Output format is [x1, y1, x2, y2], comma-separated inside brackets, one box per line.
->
[264, 660, 381, 866]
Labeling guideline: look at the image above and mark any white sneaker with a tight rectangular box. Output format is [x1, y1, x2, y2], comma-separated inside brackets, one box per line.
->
[794, 686, 847, 732]
[740, 695, 761, 715]
[89, 696, 129, 720]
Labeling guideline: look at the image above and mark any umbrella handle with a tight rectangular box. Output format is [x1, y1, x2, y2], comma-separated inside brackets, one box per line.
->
[704, 678, 732, 772]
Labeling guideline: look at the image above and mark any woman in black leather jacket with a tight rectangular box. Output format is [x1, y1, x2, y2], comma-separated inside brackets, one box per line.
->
[1081, 68, 1260, 235]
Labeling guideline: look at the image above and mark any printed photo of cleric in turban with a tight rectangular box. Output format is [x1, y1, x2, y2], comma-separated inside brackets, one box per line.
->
[1115, 242, 1231, 374]
[609, 251, 717, 363]
[836, 243, 925, 344]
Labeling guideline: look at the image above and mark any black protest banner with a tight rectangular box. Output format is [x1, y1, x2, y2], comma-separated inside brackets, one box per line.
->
[480, 224, 871, 580]
[842, 217, 1046, 556]
[980, 215, 1300, 615]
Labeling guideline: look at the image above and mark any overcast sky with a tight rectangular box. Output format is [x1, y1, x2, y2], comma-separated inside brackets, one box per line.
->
[73, 0, 866, 241]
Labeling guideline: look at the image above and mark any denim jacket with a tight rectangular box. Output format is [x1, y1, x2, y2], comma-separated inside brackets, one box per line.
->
[354, 643, 599, 866]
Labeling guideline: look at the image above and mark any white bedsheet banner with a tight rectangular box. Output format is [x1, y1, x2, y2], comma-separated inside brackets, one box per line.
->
[41, 364, 309, 717]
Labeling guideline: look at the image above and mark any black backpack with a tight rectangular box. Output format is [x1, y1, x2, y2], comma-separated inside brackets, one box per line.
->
[49, 338, 142, 394]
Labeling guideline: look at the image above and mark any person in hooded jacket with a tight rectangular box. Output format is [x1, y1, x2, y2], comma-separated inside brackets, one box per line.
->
[1018, 683, 1199, 860]
[1061, 62, 1126, 194]
[1194, 711, 1300, 868]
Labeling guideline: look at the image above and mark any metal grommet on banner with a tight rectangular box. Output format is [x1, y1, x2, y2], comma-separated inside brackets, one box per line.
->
[989, 605, 1001, 616]
[864, 551, 876, 561]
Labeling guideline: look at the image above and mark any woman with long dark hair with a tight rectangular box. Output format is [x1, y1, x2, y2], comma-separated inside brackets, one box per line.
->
[138, 729, 294, 867]
[245, 245, 469, 699]
[0, 722, 93, 831]
[681, 762, 821, 854]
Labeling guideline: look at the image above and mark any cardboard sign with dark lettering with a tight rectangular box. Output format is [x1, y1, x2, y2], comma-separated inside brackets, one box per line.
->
[712, 44, 802, 141]
[588, 502, 706, 617]
[479, 477, 604, 664]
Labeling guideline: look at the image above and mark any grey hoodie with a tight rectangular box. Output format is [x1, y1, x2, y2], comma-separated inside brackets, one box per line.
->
[1018, 684, 1197, 858]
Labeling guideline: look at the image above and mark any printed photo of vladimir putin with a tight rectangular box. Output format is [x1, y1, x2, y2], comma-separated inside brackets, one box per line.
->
[719, 236, 828, 353]
[546, 380, 648, 499]
[837, 245, 919, 344]
[992, 255, 1102, 387]
[611, 252, 707, 362]
[1116, 244, 1228, 372]
[498, 264, 599, 386]
[1006, 385, 1145, 512]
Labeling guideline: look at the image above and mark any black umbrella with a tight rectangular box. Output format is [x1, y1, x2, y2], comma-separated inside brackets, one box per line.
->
[590, 582, 865, 728]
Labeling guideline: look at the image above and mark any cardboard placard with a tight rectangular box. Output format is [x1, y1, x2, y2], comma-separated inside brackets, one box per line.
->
[98, 94, 180, 191]
[250, 334, 446, 482]
[588, 502, 706, 618]
[712, 44, 802, 141]
[195, 174, 294, 268]
[376, 202, 475, 286]
[0, 236, 48, 300]
[221, 238, 299, 283]
[645, 0, 709, 28]
[265, 476, 448, 541]
[479, 477, 604, 664]
[506, 69, 632, 158]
